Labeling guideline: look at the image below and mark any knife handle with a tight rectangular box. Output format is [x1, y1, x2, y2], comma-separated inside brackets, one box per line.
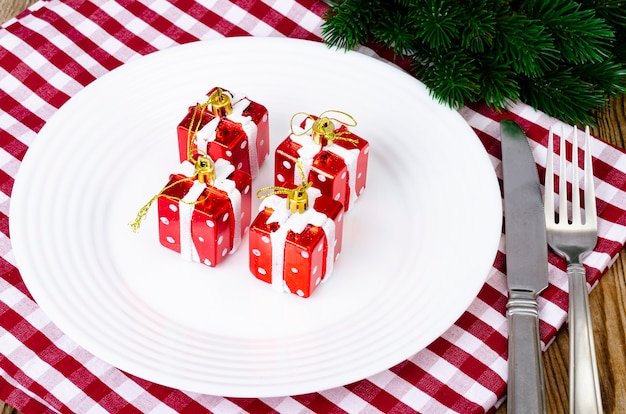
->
[568, 263, 603, 414]
[506, 291, 547, 414]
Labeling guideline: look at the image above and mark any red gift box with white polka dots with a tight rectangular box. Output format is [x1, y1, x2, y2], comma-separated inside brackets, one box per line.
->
[274, 115, 369, 212]
[157, 159, 252, 267]
[249, 187, 344, 298]
[176, 87, 269, 179]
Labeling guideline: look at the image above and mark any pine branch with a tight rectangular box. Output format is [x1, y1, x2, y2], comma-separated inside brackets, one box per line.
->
[370, 8, 420, 54]
[412, 0, 463, 50]
[476, 54, 521, 109]
[460, 0, 497, 53]
[521, 70, 605, 126]
[581, 0, 626, 27]
[415, 48, 480, 107]
[526, 0, 614, 64]
[321, 0, 626, 126]
[494, 13, 559, 77]
[321, 0, 384, 50]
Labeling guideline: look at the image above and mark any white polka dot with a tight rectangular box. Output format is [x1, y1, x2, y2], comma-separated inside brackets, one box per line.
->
[262, 114, 268, 122]
[169, 204, 178, 212]
[204, 258, 212, 266]
[240, 140, 247, 149]
[291, 267, 298, 273]
[223, 212, 229, 221]
[260, 139, 265, 147]
[301, 251, 309, 258]
[252, 248, 261, 256]
[357, 172, 363, 179]
[226, 150, 233, 157]
[315, 276, 321, 286]
[312, 265, 318, 275]
[258, 267, 267, 275]
[160, 217, 169, 225]
[222, 248, 228, 256]
[218, 235, 224, 245]
[262, 235, 270, 243]
[244, 184, 250, 194]
[296, 289, 304, 297]
[237, 162, 243, 170]
[282, 160, 292, 169]
[276, 174, 285, 183]
[358, 186, 365, 195]
[206, 220, 215, 227]
[338, 212, 343, 222]
[317, 244, 323, 252]
[166, 236, 175, 244]
[198, 236, 205, 242]
[317, 174, 327, 182]
[334, 193, 341, 200]
[341, 171, 347, 179]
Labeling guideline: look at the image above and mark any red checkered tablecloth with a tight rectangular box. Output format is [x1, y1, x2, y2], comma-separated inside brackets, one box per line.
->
[1, 1, 625, 413]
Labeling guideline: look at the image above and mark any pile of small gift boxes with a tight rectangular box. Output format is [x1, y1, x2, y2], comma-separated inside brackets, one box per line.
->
[136, 87, 369, 298]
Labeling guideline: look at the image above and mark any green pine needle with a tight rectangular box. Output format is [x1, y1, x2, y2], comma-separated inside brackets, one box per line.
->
[413, 0, 463, 50]
[321, 0, 381, 50]
[495, 13, 560, 77]
[415, 49, 480, 107]
[521, 70, 605, 126]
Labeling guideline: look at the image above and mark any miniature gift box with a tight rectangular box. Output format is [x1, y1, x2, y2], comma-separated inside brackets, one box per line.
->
[249, 184, 344, 298]
[157, 156, 252, 267]
[274, 112, 369, 212]
[177, 87, 269, 179]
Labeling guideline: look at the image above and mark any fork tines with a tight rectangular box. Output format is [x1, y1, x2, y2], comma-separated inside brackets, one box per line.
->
[545, 126, 597, 227]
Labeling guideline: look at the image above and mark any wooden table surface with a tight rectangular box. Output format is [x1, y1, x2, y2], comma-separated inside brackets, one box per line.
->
[1, 1, 624, 413]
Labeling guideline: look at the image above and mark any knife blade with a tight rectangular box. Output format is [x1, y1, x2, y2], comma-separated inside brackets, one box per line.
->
[501, 120, 548, 414]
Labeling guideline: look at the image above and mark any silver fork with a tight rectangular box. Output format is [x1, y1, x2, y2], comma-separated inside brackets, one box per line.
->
[544, 126, 603, 414]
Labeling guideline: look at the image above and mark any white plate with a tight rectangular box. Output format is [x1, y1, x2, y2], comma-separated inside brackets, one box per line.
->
[10, 37, 502, 397]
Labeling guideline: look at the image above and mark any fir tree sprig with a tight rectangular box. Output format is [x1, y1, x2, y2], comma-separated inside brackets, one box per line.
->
[321, 0, 626, 126]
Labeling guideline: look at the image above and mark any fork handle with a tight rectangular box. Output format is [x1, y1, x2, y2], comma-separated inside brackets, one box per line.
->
[568, 263, 603, 414]
[506, 291, 546, 414]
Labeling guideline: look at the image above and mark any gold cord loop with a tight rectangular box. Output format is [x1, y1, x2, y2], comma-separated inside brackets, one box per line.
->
[132, 88, 235, 232]
[186, 88, 234, 161]
[186, 102, 208, 162]
[290, 110, 358, 145]
[130, 157, 216, 232]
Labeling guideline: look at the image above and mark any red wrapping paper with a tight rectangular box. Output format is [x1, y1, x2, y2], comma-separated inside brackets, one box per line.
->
[177, 87, 269, 179]
[157, 158, 252, 267]
[275, 115, 369, 211]
[249, 186, 344, 297]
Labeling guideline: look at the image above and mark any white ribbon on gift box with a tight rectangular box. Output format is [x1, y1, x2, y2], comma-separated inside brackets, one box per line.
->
[260, 187, 337, 294]
[290, 119, 360, 210]
[176, 159, 243, 263]
[194, 90, 260, 178]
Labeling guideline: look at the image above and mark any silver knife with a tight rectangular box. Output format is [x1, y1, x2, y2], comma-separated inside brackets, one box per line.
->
[501, 120, 548, 414]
